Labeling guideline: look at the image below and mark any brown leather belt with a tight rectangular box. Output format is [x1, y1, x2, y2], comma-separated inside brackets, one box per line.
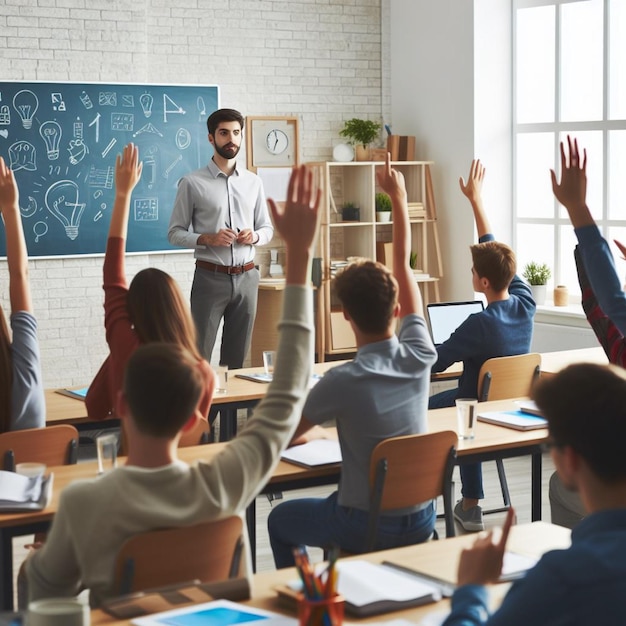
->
[196, 259, 256, 275]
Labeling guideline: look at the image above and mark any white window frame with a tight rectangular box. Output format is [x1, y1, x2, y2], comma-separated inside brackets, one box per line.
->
[513, 0, 626, 288]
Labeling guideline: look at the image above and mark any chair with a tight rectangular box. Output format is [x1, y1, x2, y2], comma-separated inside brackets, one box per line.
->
[477, 352, 542, 512]
[0, 424, 79, 471]
[114, 516, 244, 595]
[365, 430, 458, 551]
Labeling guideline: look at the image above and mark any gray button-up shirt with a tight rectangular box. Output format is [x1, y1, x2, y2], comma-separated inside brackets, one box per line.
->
[168, 159, 273, 265]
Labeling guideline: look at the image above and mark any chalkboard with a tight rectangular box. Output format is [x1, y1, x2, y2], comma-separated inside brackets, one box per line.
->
[0, 81, 219, 257]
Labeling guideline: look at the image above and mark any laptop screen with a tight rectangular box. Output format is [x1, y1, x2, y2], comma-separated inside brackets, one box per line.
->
[427, 300, 485, 345]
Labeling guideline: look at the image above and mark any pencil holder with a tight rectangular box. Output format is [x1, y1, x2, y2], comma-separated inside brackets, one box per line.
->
[297, 594, 344, 626]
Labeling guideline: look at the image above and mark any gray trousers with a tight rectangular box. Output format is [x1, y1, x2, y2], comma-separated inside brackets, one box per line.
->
[549, 471, 585, 529]
[191, 266, 259, 368]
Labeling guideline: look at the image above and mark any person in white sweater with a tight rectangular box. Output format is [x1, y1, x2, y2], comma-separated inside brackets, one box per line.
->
[24, 164, 321, 608]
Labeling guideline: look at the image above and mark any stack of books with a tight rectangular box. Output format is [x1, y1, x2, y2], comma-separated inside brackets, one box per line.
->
[330, 260, 350, 277]
[407, 202, 426, 219]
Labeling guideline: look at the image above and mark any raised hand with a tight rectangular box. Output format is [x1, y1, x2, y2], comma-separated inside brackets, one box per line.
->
[550, 135, 592, 228]
[268, 165, 321, 253]
[457, 507, 515, 586]
[0, 157, 19, 214]
[459, 159, 485, 207]
[376, 152, 407, 200]
[115, 143, 143, 196]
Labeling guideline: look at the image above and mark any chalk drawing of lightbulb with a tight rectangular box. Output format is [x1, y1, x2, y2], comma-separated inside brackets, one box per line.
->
[39, 121, 62, 160]
[44, 180, 86, 241]
[140, 92, 153, 118]
[13, 90, 39, 129]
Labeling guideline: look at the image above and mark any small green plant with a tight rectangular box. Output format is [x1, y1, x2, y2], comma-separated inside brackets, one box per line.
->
[410, 251, 418, 270]
[339, 118, 382, 148]
[375, 192, 392, 212]
[342, 201, 356, 209]
[522, 261, 551, 285]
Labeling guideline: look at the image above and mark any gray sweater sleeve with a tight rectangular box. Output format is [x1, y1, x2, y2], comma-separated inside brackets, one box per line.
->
[193, 284, 314, 514]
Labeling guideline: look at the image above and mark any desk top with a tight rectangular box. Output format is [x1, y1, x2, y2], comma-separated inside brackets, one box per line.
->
[3, 397, 545, 531]
[539, 346, 606, 376]
[45, 361, 347, 426]
[89, 521, 571, 625]
[47, 346, 606, 426]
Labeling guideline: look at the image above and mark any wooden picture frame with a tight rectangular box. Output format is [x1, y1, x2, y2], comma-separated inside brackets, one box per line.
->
[245, 115, 300, 172]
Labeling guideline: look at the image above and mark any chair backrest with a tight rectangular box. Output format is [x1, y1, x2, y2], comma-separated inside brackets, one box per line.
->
[477, 353, 542, 402]
[0, 424, 79, 471]
[367, 430, 457, 549]
[114, 516, 244, 595]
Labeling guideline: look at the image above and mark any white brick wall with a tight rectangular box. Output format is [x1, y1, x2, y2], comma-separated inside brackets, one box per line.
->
[0, 0, 387, 388]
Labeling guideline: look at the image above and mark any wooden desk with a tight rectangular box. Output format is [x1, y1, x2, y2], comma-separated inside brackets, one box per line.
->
[45, 362, 348, 441]
[89, 521, 571, 625]
[1, 397, 546, 610]
[539, 346, 607, 377]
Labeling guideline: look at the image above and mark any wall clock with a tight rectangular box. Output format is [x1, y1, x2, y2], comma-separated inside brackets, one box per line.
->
[246, 116, 300, 171]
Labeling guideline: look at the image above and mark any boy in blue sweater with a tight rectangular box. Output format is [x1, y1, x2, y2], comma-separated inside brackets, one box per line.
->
[442, 363, 626, 626]
[429, 160, 536, 532]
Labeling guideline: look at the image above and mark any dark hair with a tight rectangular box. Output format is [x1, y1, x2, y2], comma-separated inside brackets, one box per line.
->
[207, 108, 245, 135]
[470, 241, 516, 292]
[123, 343, 204, 438]
[127, 268, 201, 360]
[332, 260, 398, 334]
[533, 363, 626, 483]
[0, 306, 12, 433]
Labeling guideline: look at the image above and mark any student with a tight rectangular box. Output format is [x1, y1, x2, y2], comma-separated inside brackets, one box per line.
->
[85, 143, 215, 440]
[552, 136, 626, 337]
[168, 108, 274, 368]
[548, 136, 626, 527]
[441, 363, 626, 626]
[429, 160, 535, 532]
[24, 164, 320, 608]
[267, 154, 438, 568]
[0, 157, 44, 433]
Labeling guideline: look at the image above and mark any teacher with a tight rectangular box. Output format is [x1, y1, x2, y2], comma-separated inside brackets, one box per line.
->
[168, 108, 273, 368]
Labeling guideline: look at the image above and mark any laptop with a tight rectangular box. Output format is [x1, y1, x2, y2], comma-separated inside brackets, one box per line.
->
[426, 300, 485, 346]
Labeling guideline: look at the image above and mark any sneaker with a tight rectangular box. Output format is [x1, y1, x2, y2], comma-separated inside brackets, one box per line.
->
[454, 500, 485, 532]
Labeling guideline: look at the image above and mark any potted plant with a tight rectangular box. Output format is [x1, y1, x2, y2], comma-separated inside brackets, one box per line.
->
[341, 201, 360, 222]
[339, 118, 382, 161]
[522, 261, 551, 305]
[375, 192, 392, 222]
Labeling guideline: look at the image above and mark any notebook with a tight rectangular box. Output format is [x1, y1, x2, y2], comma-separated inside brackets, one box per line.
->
[275, 560, 442, 617]
[426, 301, 484, 345]
[477, 410, 548, 431]
[131, 599, 295, 626]
[280, 439, 342, 468]
[55, 386, 89, 401]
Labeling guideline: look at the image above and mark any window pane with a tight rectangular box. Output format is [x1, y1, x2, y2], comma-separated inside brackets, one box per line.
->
[557, 131, 603, 221]
[608, 131, 626, 221]
[560, 0, 604, 122]
[558, 225, 578, 292]
[516, 6, 555, 124]
[516, 223, 554, 286]
[609, 0, 626, 119]
[516, 133, 555, 219]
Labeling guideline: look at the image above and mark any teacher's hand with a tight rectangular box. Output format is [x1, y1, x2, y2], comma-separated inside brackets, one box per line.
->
[198, 229, 237, 247]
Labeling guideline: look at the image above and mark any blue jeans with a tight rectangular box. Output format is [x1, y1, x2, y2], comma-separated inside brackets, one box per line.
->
[267, 491, 436, 569]
[429, 388, 484, 500]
